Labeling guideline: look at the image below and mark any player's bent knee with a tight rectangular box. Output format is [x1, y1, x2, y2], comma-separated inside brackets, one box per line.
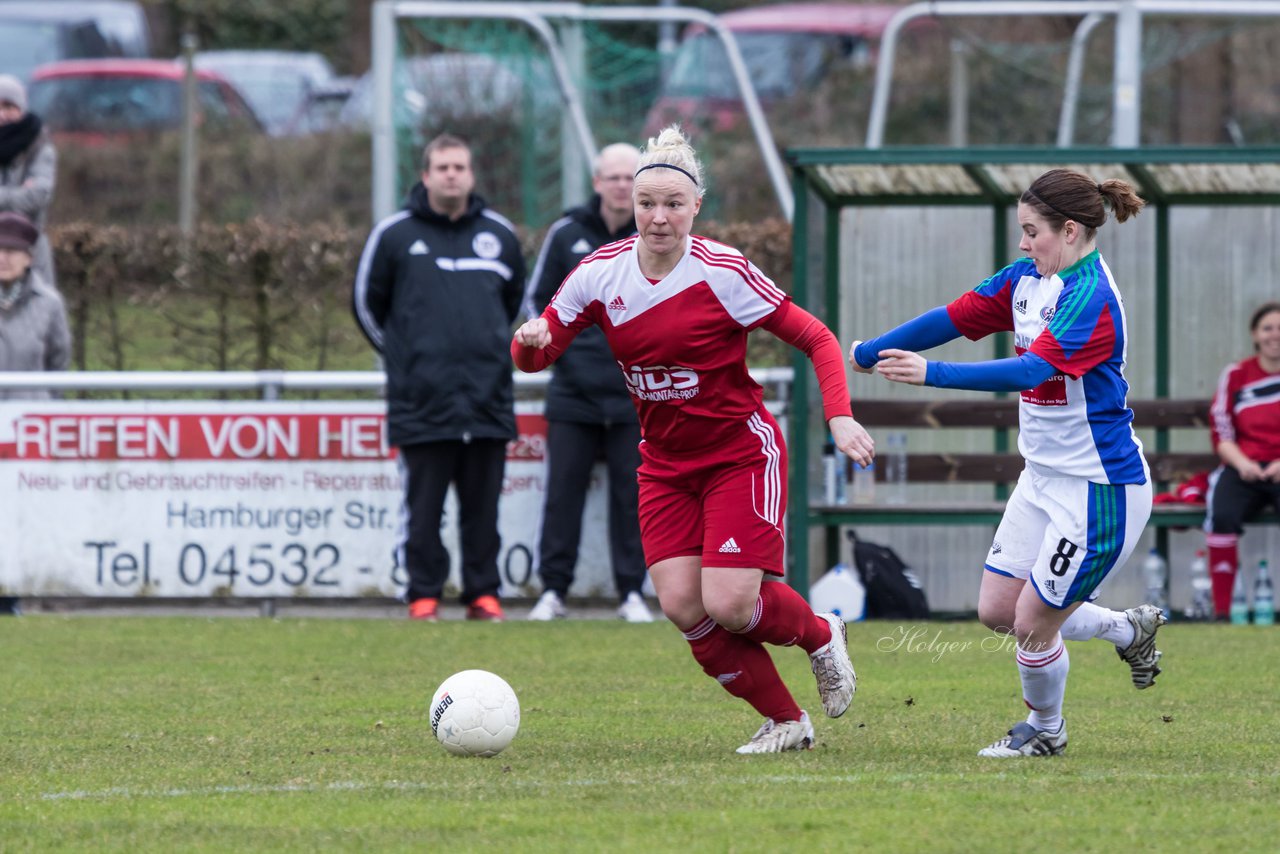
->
[702, 597, 755, 633]
[977, 604, 1012, 634]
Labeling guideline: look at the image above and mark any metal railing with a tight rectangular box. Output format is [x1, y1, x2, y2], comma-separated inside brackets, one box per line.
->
[0, 367, 796, 402]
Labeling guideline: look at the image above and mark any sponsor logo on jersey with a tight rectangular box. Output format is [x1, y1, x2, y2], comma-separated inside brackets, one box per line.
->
[1021, 373, 1069, 407]
[716, 671, 743, 685]
[991, 541, 1002, 555]
[472, 231, 501, 260]
[619, 364, 700, 401]
[1015, 299, 1028, 315]
[571, 238, 592, 254]
[719, 537, 741, 554]
[1040, 305, 1056, 322]
[1043, 579, 1056, 593]
[607, 295, 626, 311]
[408, 239, 429, 256]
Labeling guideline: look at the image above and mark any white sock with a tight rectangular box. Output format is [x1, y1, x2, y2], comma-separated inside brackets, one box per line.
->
[1059, 602, 1134, 647]
[1017, 635, 1068, 733]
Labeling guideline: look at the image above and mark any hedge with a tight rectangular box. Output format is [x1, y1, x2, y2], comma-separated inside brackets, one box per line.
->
[49, 217, 793, 375]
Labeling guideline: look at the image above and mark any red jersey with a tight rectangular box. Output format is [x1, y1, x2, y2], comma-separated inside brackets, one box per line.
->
[512, 234, 849, 457]
[1209, 356, 1280, 462]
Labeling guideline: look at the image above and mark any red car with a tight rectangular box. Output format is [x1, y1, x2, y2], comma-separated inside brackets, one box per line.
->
[27, 58, 262, 143]
[644, 3, 930, 135]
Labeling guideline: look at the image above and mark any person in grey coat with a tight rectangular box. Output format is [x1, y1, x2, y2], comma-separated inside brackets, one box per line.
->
[0, 75, 57, 289]
[0, 211, 70, 399]
[0, 211, 69, 615]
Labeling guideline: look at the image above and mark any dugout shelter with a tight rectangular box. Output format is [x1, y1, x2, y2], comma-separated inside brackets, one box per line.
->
[785, 146, 1280, 604]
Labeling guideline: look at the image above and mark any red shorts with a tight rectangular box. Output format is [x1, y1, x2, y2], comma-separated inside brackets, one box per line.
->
[637, 411, 788, 574]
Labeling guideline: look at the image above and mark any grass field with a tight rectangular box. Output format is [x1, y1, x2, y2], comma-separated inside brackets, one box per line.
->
[1, 615, 1276, 852]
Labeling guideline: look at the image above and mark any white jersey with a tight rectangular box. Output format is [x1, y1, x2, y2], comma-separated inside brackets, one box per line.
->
[947, 251, 1147, 485]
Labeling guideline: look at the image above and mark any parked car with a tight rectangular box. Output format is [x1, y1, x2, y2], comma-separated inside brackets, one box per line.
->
[644, 3, 923, 134]
[0, 0, 150, 83]
[27, 59, 262, 144]
[283, 76, 355, 135]
[193, 50, 336, 136]
[338, 53, 555, 132]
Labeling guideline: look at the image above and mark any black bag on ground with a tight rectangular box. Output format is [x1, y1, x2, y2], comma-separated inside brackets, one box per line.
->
[847, 530, 930, 619]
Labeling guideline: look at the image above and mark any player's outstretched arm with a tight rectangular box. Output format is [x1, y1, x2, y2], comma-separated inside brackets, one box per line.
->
[849, 306, 961, 372]
[879, 350, 1058, 391]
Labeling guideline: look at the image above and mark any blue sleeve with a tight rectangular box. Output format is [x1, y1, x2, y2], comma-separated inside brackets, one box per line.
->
[925, 352, 1057, 392]
[853, 306, 961, 369]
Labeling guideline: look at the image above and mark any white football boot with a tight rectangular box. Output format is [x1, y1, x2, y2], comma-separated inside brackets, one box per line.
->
[735, 711, 815, 754]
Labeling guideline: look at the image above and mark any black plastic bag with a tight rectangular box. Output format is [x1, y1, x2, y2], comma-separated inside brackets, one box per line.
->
[847, 530, 930, 619]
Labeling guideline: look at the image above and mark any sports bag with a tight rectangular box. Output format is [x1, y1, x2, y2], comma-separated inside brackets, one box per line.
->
[847, 530, 930, 620]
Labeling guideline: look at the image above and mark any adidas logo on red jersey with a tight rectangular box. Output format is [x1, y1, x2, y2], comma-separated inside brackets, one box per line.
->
[607, 295, 626, 311]
[718, 538, 741, 554]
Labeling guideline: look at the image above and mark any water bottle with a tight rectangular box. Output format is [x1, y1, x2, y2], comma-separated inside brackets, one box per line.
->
[822, 438, 845, 505]
[1253, 559, 1274, 626]
[1229, 569, 1250, 625]
[851, 460, 876, 504]
[1186, 549, 1212, 621]
[885, 431, 908, 505]
[1140, 548, 1169, 619]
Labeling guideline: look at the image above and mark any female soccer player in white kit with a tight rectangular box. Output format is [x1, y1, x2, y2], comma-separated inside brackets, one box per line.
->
[513, 126, 874, 753]
[850, 169, 1167, 757]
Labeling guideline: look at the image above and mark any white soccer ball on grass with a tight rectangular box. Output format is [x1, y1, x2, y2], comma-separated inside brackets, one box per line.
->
[429, 669, 521, 757]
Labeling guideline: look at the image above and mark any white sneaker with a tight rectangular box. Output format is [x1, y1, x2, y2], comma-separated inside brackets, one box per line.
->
[527, 590, 566, 621]
[617, 591, 654, 623]
[977, 720, 1068, 757]
[809, 612, 856, 717]
[1116, 604, 1167, 689]
[735, 710, 815, 754]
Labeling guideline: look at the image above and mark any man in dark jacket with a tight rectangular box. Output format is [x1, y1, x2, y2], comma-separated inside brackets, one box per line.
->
[353, 134, 526, 622]
[523, 143, 653, 623]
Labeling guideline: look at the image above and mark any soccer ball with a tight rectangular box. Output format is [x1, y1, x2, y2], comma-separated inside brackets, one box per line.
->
[429, 669, 521, 757]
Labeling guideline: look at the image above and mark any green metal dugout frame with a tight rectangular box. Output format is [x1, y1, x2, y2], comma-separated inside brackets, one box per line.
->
[784, 145, 1280, 600]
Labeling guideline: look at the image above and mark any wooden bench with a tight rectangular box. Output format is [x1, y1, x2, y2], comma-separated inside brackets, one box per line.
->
[808, 397, 1277, 565]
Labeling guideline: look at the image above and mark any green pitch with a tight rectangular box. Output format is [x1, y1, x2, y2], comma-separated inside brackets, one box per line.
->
[1, 616, 1275, 851]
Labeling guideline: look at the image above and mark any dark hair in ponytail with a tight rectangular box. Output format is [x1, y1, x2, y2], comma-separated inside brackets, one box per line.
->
[1021, 168, 1146, 240]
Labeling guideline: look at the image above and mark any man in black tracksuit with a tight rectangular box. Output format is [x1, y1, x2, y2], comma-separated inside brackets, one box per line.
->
[353, 134, 525, 622]
[523, 143, 652, 623]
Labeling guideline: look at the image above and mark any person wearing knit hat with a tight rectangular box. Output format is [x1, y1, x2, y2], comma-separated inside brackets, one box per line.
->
[0, 208, 68, 616]
[0, 73, 57, 290]
[0, 210, 67, 377]
[0, 75, 27, 112]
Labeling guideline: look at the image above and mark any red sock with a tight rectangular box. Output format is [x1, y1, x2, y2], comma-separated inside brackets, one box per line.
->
[733, 581, 832, 654]
[682, 617, 802, 722]
[1207, 534, 1239, 618]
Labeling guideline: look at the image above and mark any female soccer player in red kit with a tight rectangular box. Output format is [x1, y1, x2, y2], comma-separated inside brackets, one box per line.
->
[513, 126, 873, 753]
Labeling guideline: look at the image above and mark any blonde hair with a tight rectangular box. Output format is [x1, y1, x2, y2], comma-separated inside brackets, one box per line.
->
[635, 125, 705, 198]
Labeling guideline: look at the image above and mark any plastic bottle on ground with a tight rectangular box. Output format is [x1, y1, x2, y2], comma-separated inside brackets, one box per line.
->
[1253, 559, 1273, 626]
[1186, 549, 1212, 621]
[1141, 547, 1169, 619]
[1229, 569, 1251, 625]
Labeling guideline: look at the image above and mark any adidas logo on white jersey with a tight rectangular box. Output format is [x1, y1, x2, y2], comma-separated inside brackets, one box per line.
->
[718, 537, 741, 554]
[408, 239, 429, 256]
[571, 237, 592, 254]
[607, 295, 626, 311]
[1014, 299, 1028, 314]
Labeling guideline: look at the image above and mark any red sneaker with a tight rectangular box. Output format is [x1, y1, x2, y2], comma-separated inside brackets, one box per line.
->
[408, 598, 439, 621]
[466, 595, 505, 622]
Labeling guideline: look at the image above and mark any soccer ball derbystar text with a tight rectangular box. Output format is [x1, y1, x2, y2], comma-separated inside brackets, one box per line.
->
[429, 670, 521, 757]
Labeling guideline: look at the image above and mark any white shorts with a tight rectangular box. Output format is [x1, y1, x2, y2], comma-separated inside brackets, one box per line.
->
[984, 463, 1153, 609]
